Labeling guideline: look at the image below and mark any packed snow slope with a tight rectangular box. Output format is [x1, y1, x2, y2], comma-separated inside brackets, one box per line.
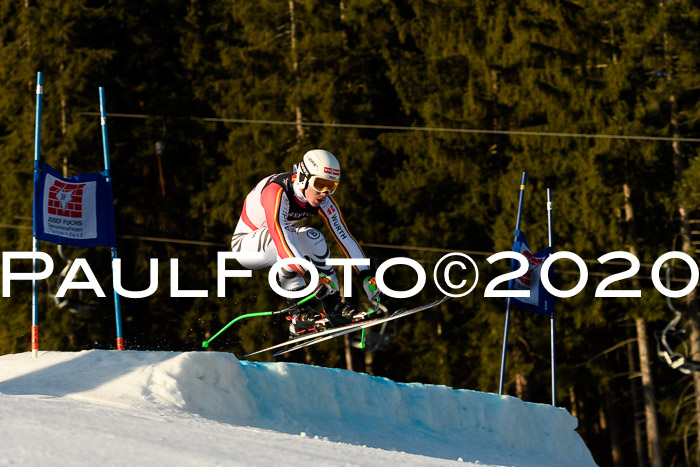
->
[0, 350, 596, 466]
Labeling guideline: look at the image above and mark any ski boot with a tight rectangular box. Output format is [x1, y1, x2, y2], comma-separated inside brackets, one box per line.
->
[285, 288, 328, 339]
[313, 277, 358, 327]
[328, 301, 358, 325]
[287, 308, 328, 339]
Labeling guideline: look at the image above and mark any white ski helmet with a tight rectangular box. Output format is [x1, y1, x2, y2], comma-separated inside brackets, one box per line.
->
[296, 149, 341, 194]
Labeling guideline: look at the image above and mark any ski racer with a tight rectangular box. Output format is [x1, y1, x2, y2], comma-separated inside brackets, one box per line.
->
[231, 149, 382, 337]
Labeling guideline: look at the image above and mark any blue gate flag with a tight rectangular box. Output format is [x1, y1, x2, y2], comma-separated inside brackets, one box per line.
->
[509, 230, 555, 316]
[33, 160, 116, 247]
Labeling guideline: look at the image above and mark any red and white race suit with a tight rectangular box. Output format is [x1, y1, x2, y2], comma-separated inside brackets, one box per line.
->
[232, 172, 370, 291]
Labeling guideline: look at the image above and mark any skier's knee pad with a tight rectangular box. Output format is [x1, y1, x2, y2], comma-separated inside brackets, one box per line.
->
[278, 266, 306, 291]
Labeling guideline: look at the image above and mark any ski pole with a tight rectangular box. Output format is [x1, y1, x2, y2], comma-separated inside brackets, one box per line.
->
[201, 292, 316, 349]
[358, 298, 381, 349]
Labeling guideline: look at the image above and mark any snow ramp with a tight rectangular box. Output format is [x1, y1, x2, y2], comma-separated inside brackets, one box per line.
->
[0, 350, 595, 466]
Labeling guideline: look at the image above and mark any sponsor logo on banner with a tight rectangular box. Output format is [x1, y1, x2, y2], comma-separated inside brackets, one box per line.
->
[512, 242, 545, 308]
[43, 174, 97, 240]
[506, 241, 547, 308]
[518, 250, 545, 287]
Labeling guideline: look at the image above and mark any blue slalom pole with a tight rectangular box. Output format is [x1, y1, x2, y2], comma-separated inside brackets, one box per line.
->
[547, 188, 556, 406]
[498, 171, 526, 395]
[99, 87, 124, 350]
[31, 72, 43, 358]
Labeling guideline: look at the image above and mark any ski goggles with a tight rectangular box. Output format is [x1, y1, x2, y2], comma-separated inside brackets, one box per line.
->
[309, 176, 339, 194]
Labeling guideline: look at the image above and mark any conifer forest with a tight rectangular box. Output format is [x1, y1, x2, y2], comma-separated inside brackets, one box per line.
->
[1, 1, 699, 465]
